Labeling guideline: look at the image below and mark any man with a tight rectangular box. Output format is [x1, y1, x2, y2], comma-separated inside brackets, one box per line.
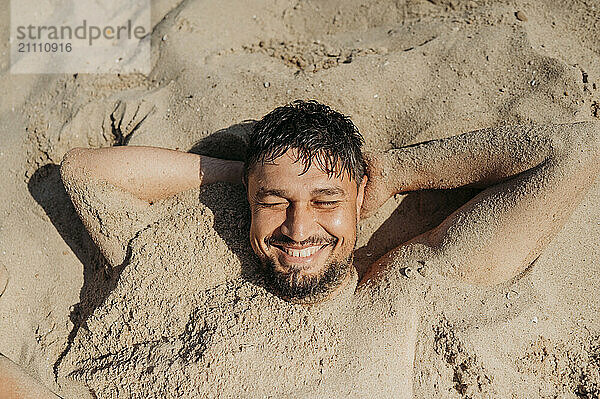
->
[2, 100, 599, 397]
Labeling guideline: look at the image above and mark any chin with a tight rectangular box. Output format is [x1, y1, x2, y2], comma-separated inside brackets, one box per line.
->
[260, 253, 354, 305]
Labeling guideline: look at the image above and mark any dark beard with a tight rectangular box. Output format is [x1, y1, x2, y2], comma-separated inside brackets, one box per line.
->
[261, 253, 354, 304]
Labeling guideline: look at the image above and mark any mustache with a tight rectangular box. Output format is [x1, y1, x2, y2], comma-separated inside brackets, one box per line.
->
[266, 235, 337, 247]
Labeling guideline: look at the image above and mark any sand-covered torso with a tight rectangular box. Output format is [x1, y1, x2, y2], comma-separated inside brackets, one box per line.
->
[57, 184, 421, 398]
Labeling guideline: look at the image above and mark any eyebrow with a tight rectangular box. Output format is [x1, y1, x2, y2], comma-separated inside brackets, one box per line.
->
[255, 186, 346, 199]
[310, 187, 346, 197]
[255, 188, 288, 199]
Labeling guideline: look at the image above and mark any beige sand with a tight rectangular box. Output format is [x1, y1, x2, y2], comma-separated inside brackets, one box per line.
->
[1, 0, 599, 397]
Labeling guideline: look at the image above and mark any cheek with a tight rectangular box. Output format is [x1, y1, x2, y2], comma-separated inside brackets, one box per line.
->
[249, 211, 284, 248]
[320, 208, 357, 237]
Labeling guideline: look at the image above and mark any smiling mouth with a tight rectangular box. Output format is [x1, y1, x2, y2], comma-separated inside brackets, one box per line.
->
[274, 244, 329, 258]
[270, 243, 331, 259]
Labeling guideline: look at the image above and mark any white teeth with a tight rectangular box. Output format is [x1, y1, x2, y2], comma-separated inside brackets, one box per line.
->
[282, 246, 322, 257]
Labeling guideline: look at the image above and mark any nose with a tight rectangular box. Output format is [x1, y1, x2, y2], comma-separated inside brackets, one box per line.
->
[280, 202, 316, 242]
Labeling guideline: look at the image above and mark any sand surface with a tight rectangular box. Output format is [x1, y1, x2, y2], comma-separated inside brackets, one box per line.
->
[1, 0, 600, 397]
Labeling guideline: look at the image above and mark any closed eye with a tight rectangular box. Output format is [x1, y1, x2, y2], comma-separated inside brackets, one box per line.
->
[313, 200, 340, 207]
[257, 202, 288, 208]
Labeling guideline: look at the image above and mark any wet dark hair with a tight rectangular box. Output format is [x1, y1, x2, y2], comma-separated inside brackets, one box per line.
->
[244, 100, 366, 185]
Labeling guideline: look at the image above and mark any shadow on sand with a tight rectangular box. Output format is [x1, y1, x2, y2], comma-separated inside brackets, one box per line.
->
[28, 164, 120, 379]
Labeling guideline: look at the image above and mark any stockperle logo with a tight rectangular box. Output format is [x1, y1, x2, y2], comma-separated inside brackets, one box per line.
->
[10, 0, 150, 74]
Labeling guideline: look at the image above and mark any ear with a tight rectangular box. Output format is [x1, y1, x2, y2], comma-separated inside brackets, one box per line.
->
[356, 174, 368, 222]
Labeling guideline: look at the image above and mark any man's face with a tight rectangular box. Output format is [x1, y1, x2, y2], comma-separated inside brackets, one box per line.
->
[246, 150, 367, 304]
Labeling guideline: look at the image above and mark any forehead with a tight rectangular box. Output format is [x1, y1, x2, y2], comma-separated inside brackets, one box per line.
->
[247, 151, 356, 196]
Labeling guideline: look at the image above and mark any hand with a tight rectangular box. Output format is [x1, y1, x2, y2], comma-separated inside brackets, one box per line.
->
[360, 151, 393, 219]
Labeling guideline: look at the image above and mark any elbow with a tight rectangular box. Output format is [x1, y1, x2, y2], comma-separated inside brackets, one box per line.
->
[60, 147, 90, 183]
[62, 147, 88, 164]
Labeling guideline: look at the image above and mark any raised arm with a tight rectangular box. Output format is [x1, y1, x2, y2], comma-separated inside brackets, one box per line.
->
[363, 122, 600, 286]
[60, 146, 244, 265]
[61, 146, 243, 203]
